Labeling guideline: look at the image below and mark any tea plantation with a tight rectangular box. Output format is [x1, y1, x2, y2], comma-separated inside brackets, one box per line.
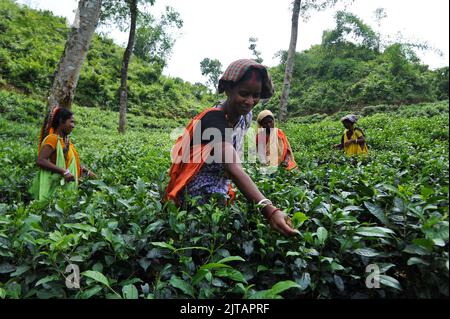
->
[0, 90, 448, 299]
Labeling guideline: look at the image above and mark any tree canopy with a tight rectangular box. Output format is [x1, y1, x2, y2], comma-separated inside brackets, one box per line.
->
[0, 0, 447, 118]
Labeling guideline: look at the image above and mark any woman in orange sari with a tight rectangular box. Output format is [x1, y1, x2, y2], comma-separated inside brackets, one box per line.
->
[165, 59, 297, 237]
[256, 110, 297, 171]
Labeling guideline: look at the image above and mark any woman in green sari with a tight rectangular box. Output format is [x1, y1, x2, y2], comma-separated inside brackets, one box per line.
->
[31, 108, 95, 201]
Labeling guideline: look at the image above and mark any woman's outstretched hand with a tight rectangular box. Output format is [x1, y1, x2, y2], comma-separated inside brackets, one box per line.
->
[264, 206, 298, 237]
[86, 170, 97, 178]
[82, 167, 97, 179]
[63, 171, 75, 182]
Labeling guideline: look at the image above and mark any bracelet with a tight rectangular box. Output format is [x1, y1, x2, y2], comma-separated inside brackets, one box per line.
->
[63, 169, 70, 176]
[267, 208, 282, 221]
[257, 198, 273, 208]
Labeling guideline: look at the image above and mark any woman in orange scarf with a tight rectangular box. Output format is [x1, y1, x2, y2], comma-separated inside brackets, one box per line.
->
[256, 110, 297, 171]
[165, 59, 297, 237]
[30, 107, 95, 201]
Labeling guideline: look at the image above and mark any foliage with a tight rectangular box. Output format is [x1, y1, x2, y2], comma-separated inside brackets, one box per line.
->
[322, 11, 379, 50]
[298, 0, 343, 21]
[200, 58, 223, 92]
[266, 11, 448, 116]
[248, 37, 263, 64]
[1, 1, 447, 119]
[133, 6, 183, 69]
[100, 0, 155, 31]
[0, 0, 214, 118]
[431, 67, 449, 101]
[287, 100, 449, 124]
[0, 90, 448, 299]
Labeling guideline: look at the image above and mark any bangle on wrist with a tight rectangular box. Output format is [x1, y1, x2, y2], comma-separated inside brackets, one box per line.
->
[267, 208, 282, 221]
[257, 198, 273, 209]
[63, 169, 70, 176]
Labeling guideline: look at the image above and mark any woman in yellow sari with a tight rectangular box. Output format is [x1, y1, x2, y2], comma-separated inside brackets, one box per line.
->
[30, 107, 95, 201]
[334, 114, 369, 156]
[256, 110, 297, 170]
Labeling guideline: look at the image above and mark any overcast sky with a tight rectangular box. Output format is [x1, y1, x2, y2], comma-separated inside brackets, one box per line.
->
[17, 0, 450, 84]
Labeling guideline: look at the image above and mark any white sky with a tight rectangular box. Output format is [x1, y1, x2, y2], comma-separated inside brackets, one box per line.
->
[17, 0, 450, 84]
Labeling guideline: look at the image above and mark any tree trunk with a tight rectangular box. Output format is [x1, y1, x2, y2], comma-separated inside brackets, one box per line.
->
[48, 0, 102, 112]
[118, 0, 137, 134]
[279, 0, 301, 123]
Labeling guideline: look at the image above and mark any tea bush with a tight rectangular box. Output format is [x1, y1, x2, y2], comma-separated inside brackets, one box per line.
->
[0, 92, 448, 299]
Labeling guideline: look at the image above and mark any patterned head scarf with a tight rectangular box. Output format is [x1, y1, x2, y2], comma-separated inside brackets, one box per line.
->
[218, 59, 274, 99]
[341, 114, 358, 124]
[256, 110, 275, 129]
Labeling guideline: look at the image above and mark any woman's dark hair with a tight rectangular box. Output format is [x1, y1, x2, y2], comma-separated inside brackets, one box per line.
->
[38, 108, 73, 151]
[260, 115, 275, 123]
[50, 108, 73, 129]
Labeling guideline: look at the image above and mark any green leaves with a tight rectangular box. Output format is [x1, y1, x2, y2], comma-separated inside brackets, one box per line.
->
[316, 227, 328, 245]
[420, 186, 434, 200]
[403, 244, 431, 256]
[200, 256, 246, 271]
[379, 275, 402, 291]
[292, 212, 309, 228]
[169, 276, 194, 297]
[0, 288, 6, 299]
[353, 248, 380, 257]
[0, 73, 448, 300]
[82, 270, 122, 299]
[356, 226, 395, 238]
[78, 286, 103, 299]
[35, 274, 60, 287]
[407, 257, 430, 267]
[0, 263, 15, 274]
[215, 268, 247, 284]
[364, 202, 389, 226]
[249, 281, 302, 299]
[122, 284, 139, 299]
[63, 223, 97, 233]
[268, 281, 302, 296]
[10, 265, 30, 277]
[217, 256, 246, 264]
[200, 263, 231, 270]
[82, 271, 110, 287]
[190, 256, 247, 291]
[150, 241, 176, 252]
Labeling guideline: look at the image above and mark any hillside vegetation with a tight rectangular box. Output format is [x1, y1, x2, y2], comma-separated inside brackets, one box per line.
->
[0, 0, 215, 118]
[1, 0, 448, 119]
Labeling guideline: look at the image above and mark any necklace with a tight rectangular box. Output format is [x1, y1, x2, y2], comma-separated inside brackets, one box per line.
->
[221, 102, 239, 128]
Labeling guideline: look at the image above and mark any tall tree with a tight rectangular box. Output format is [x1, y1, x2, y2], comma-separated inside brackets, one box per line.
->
[373, 8, 387, 51]
[100, 0, 155, 133]
[133, 6, 183, 72]
[278, 0, 348, 122]
[48, 0, 102, 111]
[200, 58, 222, 92]
[118, 0, 137, 134]
[322, 11, 379, 50]
[278, 0, 301, 123]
